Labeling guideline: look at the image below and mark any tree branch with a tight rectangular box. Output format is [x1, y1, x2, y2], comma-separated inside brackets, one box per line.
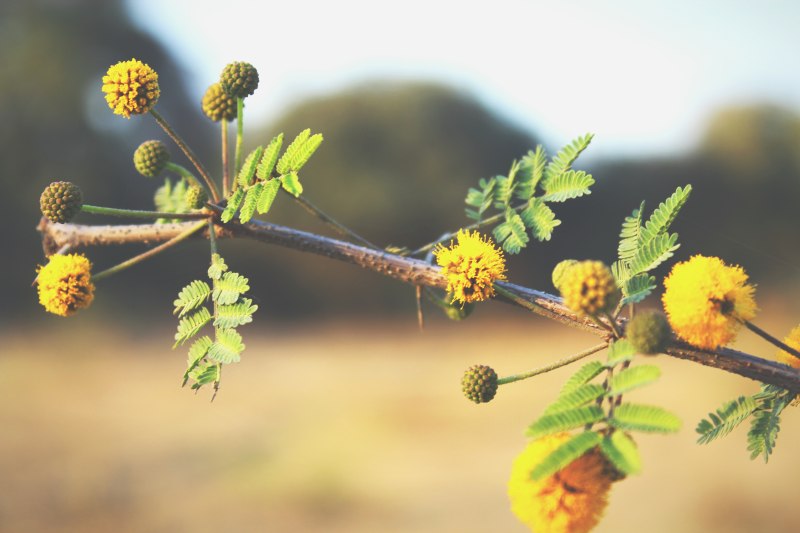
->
[36, 217, 800, 391]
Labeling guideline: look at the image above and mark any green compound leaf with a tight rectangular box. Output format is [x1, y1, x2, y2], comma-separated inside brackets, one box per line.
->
[627, 232, 679, 275]
[608, 365, 661, 396]
[606, 339, 636, 368]
[257, 133, 284, 180]
[188, 362, 220, 390]
[544, 383, 606, 415]
[238, 146, 265, 188]
[526, 405, 605, 439]
[611, 403, 682, 433]
[520, 197, 561, 242]
[214, 297, 258, 329]
[221, 188, 245, 223]
[600, 431, 642, 476]
[239, 182, 263, 223]
[560, 361, 605, 396]
[183, 335, 212, 386]
[617, 201, 645, 263]
[515, 146, 547, 201]
[531, 430, 602, 481]
[154, 177, 190, 223]
[289, 133, 323, 172]
[747, 385, 794, 462]
[212, 271, 251, 305]
[465, 177, 497, 222]
[174, 307, 212, 348]
[208, 253, 228, 280]
[620, 273, 656, 305]
[276, 128, 311, 174]
[540, 170, 595, 203]
[542, 133, 594, 187]
[257, 179, 281, 214]
[493, 210, 529, 254]
[639, 185, 692, 245]
[207, 328, 245, 364]
[494, 161, 521, 208]
[280, 171, 303, 197]
[173, 280, 211, 317]
[696, 395, 758, 445]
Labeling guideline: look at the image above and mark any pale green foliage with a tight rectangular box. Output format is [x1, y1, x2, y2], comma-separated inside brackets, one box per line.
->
[174, 254, 257, 395]
[257, 134, 284, 180]
[240, 182, 262, 223]
[606, 339, 636, 368]
[530, 431, 602, 481]
[154, 177, 190, 223]
[612, 185, 692, 303]
[281, 171, 303, 197]
[560, 361, 604, 395]
[611, 404, 682, 433]
[696, 396, 757, 444]
[276, 129, 323, 174]
[221, 188, 244, 223]
[600, 431, 641, 476]
[464, 135, 594, 253]
[608, 365, 661, 396]
[238, 146, 264, 188]
[257, 179, 281, 214]
[543, 383, 606, 415]
[526, 405, 605, 438]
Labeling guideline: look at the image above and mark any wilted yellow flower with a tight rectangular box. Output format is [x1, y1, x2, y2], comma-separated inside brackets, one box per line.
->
[508, 432, 614, 533]
[36, 253, 95, 316]
[559, 260, 620, 316]
[662, 255, 757, 350]
[101, 59, 160, 118]
[776, 325, 800, 369]
[433, 230, 506, 305]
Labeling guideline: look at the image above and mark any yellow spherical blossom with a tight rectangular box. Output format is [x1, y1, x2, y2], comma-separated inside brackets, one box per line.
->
[662, 255, 757, 350]
[433, 230, 506, 305]
[559, 260, 620, 316]
[776, 325, 800, 369]
[36, 253, 95, 317]
[508, 433, 615, 533]
[101, 59, 160, 118]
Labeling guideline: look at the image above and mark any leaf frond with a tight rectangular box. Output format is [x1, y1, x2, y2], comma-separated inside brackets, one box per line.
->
[526, 405, 605, 439]
[530, 431, 602, 481]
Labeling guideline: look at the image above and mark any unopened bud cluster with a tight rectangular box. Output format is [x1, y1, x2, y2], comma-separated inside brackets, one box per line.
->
[133, 140, 170, 178]
[461, 364, 499, 404]
[40, 181, 82, 223]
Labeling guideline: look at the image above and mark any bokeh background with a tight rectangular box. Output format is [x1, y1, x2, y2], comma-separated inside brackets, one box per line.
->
[2, 0, 800, 531]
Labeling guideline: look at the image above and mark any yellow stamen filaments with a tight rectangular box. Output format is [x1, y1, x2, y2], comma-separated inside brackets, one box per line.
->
[508, 432, 616, 533]
[102, 59, 160, 118]
[559, 260, 620, 316]
[662, 255, 757, 350]
[36, 253, 95, 316]
[776, 325, 800, 369]
[433, 230, 507, 305]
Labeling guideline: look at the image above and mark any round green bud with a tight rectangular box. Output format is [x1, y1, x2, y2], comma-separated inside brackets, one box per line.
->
[552, 259, 579, 290]
[220, 61, 259, 99]
[185, 185, 208, 210]
[133, 140, 170, 178]
[40, 181, 82, 223]
[201, 83, 236, 122]
[626, 309, 672, 355]
[461, 364, 498, 404]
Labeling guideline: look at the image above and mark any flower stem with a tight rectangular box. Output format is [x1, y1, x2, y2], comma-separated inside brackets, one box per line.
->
[208, 219, 218, 256]
[81, 204, 208, 220]
[234, 97, 244, 175]
[93, 220, 207, 281]
[164, 162, 201, 188]
[150, 109, 220, 202]
[221, 121, 230, 197]
[742, 320, 800, 360]
[289, 193, 379, 248]
[497, 342, 608, 385]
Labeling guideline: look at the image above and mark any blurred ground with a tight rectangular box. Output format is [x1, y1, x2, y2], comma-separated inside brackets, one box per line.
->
[2, 316, 799, 533]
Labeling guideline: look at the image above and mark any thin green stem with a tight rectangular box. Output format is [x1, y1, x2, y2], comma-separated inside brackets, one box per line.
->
[290, 193, 379, 249]
[222, 121, 230, 197]
[93, 220, 207, 281]
[497, 343, 608, 385]
[742, 319, 800, 360]
[208, 219, 218, 256]
[81, 204, 208, 220]
[234, 98, 244, 176]
[164, 162, 201, 189]
[150, 109, 220, 202]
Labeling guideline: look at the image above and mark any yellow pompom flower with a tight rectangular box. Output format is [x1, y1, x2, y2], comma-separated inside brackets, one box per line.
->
[433, 230, 507, 305]
[508, 432, 615, 533]
[101, 59, 160, 118]
[662, 255, 757, 350]
[36, 253, 95, 317]
[776, 325, 800, 369]
[559, 260, 620, 316]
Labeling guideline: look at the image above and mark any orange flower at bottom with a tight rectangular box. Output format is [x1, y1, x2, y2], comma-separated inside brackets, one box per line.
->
[36, 253, 95, 316]
[508, 433, 614, 533]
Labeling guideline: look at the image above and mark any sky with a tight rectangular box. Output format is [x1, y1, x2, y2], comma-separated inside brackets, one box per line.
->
[127, 0, 800, 160]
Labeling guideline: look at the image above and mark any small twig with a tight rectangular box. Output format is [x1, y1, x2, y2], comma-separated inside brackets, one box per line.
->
[498, 343, 608, 386]
[81, 205, 208, 220]
[742, 319, 800, 360]
[289, 193, 379, 249]
[222, 121, 230, 197]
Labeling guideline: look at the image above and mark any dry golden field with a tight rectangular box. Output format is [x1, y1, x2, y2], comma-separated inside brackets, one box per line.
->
[2, 315, 799, 533]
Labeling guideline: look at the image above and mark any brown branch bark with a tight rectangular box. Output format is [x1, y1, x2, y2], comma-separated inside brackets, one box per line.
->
[37, 216, 800, 391]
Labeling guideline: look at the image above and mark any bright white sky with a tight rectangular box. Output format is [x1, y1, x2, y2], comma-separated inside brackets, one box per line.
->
[127, 0, 800, 160]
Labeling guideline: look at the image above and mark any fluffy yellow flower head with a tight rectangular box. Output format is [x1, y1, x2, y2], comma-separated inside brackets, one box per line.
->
[662, 255, 757, 350]
[559, 260, 620, 316]
[36, 253, 95, 317]
[102, 59, 160, 118]
[508, 432, 614, 533]
[433, 230, 506, 305]
[776, 325, 800, 369]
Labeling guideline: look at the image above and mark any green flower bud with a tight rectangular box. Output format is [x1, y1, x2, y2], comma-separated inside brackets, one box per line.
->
[185, 185, 208, 210]
[220, 61, 259, 99]
[626, 309, 671, 355]
[201, 83, 236, 122]
[133, 140, 170, 178]
[461, 364, 498, 404]
[40, 181, 82, 223]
